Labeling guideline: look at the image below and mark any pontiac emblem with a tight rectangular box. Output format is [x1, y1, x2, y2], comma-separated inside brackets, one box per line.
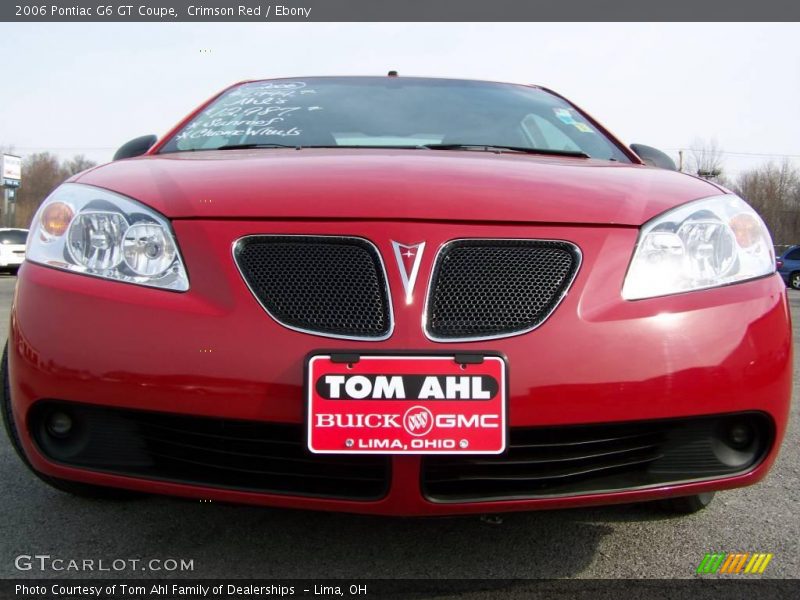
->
[391, 241, 426, 304]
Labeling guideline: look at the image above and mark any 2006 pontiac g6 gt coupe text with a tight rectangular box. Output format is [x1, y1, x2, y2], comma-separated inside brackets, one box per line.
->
[2, 76, 791, 515]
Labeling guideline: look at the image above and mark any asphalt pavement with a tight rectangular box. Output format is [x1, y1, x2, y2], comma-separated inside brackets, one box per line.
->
[0, 274, 797, 580]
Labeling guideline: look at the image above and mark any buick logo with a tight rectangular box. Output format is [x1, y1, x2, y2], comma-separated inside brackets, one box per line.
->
[391, 241, 426, 304]
[403, 406, 434, 436]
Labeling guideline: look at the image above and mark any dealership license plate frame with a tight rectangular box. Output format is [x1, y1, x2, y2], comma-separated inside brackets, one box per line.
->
[306, 353, 508, 455]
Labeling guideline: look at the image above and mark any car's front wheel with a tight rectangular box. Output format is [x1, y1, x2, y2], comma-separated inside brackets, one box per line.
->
[790, 271, 800, 290]
[1, 343, 141, 500]
[659, 492, 715, 514]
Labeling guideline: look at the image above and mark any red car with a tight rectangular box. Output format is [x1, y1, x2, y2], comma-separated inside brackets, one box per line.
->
[2, 76, 791, 516]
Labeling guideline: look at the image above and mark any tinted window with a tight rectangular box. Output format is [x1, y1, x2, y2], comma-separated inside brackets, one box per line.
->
[785, 248, 800, 260]
[0, 230, 27, 244]
[160, 78, 630, 162]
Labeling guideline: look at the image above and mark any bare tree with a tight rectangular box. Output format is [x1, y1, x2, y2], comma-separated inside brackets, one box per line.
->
[14, 153, 64, 229]
[13, 153, 97, 228]
[63, 154, 96, 177]
[689, 138, 725, 181]
[734, 160, 800, 246]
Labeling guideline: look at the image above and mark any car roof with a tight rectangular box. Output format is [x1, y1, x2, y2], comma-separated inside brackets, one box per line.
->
[234, 75, 543, 90]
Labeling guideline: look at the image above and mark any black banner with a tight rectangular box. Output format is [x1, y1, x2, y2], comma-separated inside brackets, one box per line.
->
[2, 579, 800, 600]
[3, 0, 800, 22]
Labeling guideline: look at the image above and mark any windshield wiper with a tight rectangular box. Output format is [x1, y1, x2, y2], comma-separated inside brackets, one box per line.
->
[420, 144, 590, 158]
[215, 143, 301, 150]
[302, 145, 423, 150]
[214, 144, 422, 151]
[199, 143, 590, 157]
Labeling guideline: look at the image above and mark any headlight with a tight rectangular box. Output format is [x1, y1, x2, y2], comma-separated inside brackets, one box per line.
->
[27, 183, 189, 291]
[622, 194, 774, 300]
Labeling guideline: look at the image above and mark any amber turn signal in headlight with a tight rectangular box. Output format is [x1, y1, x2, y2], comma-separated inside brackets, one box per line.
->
[40, 202, 75, 237]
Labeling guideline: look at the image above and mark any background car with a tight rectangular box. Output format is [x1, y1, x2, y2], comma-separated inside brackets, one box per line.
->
[0, 228, 28, 275]
[777, 245, 800, 289]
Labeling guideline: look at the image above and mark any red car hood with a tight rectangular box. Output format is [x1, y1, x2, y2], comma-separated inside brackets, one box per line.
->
[75, 149, 722, 226]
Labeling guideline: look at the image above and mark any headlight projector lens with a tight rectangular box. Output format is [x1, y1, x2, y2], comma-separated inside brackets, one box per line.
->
[123, 223, 177, 276]
[67, 211, 128, 270]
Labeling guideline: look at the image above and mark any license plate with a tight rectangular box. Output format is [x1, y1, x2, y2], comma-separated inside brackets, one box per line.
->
[307, 354, 506, 454]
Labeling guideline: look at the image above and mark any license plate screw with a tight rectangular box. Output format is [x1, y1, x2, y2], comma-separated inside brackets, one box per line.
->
[345, 439, 354, 448]
[459, 439, 469, 449]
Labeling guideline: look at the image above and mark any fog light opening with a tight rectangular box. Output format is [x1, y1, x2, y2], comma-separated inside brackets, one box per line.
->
[726, 421, 754, 450]
[45, 411, 74, 439]
[711, 418, 762, 469]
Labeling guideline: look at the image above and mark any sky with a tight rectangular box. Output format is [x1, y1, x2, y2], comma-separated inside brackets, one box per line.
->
[0, 22, 798, 177]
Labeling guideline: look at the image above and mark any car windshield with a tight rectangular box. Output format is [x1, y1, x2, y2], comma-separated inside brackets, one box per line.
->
[0, 230, 27, 244]
[159, 77, 630, 161]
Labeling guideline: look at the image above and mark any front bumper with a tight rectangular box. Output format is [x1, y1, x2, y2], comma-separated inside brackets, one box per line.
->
[7, 220, 793, 515]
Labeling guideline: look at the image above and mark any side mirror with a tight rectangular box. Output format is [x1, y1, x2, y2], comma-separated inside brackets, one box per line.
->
[113, 135, 158, 161]
[630, 143, 677, 171]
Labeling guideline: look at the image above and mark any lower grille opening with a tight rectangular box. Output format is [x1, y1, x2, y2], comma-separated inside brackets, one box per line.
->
[30, 402, 390, 500]
[422, 413, 773, 502]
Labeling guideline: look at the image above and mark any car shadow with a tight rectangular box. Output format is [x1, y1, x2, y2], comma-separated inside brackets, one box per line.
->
[1, 479, 651, 580]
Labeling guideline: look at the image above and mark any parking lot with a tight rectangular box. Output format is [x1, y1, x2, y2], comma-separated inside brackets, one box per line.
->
[0, 273, 797, 580]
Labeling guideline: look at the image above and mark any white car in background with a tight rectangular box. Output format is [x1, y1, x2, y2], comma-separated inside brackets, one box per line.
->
[0, 228, 28, 274]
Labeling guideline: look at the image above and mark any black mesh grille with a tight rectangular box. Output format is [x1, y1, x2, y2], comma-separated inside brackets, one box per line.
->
[31, 402, 391, 500]
[422, 413, 772, 502]
[426, 240, 580, 339]
[235, 236, 391, 339]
